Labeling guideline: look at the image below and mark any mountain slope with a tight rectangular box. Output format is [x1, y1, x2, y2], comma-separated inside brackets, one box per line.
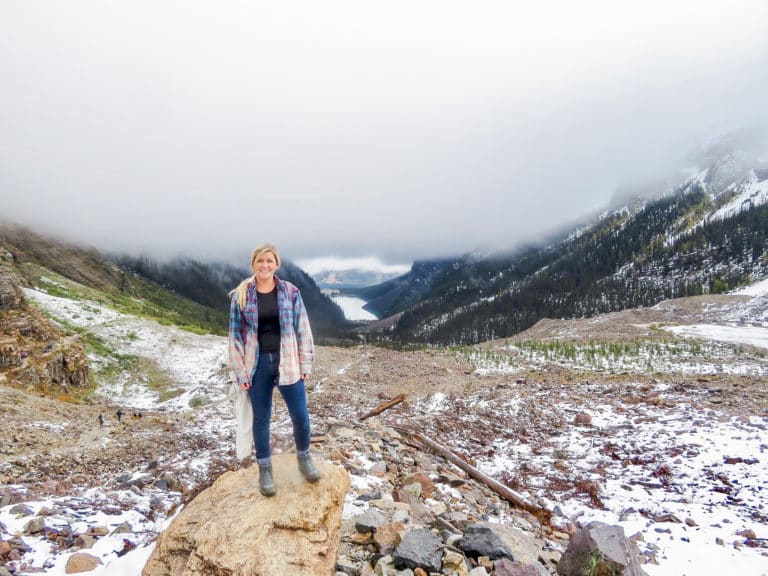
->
[0, 223, 230, 335]
[0, 222, 352, 341]
[366, 151, 768, 345]
[115, 255, 353, 341]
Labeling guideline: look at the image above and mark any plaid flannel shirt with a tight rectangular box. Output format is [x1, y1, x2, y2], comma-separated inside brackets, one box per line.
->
[228, 276, 314, 386]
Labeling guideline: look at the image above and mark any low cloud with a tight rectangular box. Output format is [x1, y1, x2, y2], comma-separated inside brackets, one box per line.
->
[2, 1, 767, 265]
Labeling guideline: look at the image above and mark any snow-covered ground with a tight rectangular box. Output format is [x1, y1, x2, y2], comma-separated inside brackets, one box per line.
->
[707, 169, 768, 224]
[5, 278, 768, 575]
[22, 287, 231, 411]
[518, 404, 767, 576]
[462, 279, 768, 575]
[666, 324, 768, 350]
[415, 379, 768, 576]
[5, 288, 235, 574]
[663, 277, 768, 351]
[0, 490, 175, 576]
[473, 335, 767, 376]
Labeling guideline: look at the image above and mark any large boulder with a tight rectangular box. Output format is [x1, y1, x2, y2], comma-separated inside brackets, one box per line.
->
[65, 552, 103, 573]
[459, 522, 545, 567]
[392, 528, 443, 572]
[143, 453, 349, 576]
[557, 522, 648, 576]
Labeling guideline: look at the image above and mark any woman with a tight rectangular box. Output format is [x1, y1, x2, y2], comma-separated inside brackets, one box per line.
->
[228, 243, 321, 496]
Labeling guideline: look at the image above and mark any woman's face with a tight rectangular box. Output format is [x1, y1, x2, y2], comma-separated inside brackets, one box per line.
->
[252, 251, 278, 281]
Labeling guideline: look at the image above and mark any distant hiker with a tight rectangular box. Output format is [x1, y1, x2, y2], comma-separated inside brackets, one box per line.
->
[115, 538, 136, 557]
[98, 413, 104, 427]
[116, 409, 123, 422]
[229, 243, 321, 497]
[20, 350, 27, 360]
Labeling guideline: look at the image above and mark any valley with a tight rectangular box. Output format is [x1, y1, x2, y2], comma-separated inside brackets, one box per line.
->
[1, 274, 766, 575]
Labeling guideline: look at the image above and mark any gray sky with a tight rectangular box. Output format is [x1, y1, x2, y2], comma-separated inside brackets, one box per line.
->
[2, 1, 767, 268]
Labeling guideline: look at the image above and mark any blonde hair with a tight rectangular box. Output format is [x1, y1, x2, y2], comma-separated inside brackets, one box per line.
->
[230, 244, 281, 309]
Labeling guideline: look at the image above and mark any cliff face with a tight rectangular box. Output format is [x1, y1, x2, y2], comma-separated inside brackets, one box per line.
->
[0, 248, 88, 392]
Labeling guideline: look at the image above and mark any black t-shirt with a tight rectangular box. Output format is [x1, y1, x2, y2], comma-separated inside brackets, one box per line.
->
[257, 287, 281, 352]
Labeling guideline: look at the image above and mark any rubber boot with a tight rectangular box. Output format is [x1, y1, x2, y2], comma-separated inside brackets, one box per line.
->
[297, 453, 322, 483]
[258, 462, 276, 496]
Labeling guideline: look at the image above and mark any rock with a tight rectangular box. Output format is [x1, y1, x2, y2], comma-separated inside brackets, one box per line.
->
[392, 528, 443, 572]
[23, 517, 47, 535]
[374, 522, 407, 555]
[155, 479, 170, 491]
[539, 548, 562, 571]
[143, 454, 349, 576]
[557, 522, 648, 576]
[115, 473, 133, 485]
[395, 483, 422, 501]
[446, 533, 464, 548]
[0, 566, 13, 576]
[357, 491, 383, 502]
[468, 568, 489, 576]
[459, 522, 542, 565]
[111, 522, 134, 535]
[439, 472, 466, 487]
[400, 473, 436, 499]
[371, 462, 388, 476]
[478, 557, 494, 570]
[375, 554, 395, 575]
[9, 503, 33, 516]
[392, 489, 434, 526]
[336, 558, 359, 575]
[573, 413, 592, 426]
[428, 501, 447, 516]
[494, 558, 545, 576]
[65, 552, 103, 573]
[0, 490, 25, 507]
[2, 535, 31, 556]
[356, 509, 387, 533]
[446, 511, 470, 529]
[392, 509, 410, 524]
[74, 534, 97, 549]
[442, 549, 469, 575]
[737, 529, 757, 539]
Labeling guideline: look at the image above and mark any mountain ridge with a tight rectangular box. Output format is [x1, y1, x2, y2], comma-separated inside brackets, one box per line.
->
[360, 149, 768, 345]
[0, 222, 353, 343]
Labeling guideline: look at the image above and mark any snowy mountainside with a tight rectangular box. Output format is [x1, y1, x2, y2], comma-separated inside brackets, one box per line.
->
[364, 149, 768, 345]
[707, 168, 768, 223]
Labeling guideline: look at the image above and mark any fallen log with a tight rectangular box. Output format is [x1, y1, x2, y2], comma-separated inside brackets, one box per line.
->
[393, 426, 552, 525]
[359, 394, 406, 421]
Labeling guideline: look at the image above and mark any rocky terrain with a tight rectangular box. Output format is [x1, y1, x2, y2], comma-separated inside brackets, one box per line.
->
[1, 277, 767, 575]
[0, 250, 88, 395]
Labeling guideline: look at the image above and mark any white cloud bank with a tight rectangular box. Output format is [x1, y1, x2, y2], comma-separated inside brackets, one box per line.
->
[1, 1, 767, 263]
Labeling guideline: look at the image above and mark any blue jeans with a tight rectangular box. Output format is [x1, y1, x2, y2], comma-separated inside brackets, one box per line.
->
[248, 351, 311, 465]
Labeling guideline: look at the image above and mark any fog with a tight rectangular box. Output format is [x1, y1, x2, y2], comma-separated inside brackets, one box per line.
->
[2, 1, 767, 267]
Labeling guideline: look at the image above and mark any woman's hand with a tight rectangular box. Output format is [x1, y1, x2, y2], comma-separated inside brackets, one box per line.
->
[302, 373, 309, 382]
[240, 381, 250, 390]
